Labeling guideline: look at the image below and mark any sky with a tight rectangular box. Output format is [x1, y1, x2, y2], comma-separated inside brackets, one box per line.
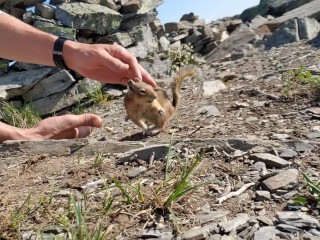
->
[157, 0, 260, 24]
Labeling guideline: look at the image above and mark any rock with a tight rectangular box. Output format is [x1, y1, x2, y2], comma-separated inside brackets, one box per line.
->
[118, 144, 169, 164]
[197, 105, 221, 117]
[0, 68, 52, 100]
[253, 226, 285, 240]
[260, 169, 299, 193]
[193, 210, 229, 224]
[4, 0, 44, 7]
[29, 78, 100, 115]
[97, 31, 135, 47]
[279, 149, 298, 160]
[276, 224, 302, 233]
[34, 21, 76, 40]
[202, 80, 227, 96]
[141, 228, 162, 239]
[287, 140, 314, 153]
[127, 166, 147, 179]
[178, 19, 206, 30]
[164, 22, 178, 33]
[225, 19, 243, 32]
[22, 70, 75, 101]
[257, 216, 273, 226]
[306, 132, 320, 139]
[250, 153, 290, 168]
[180, 12, 198, 21]
[121, 0, 141, 13]
[219, 213, 250, 233]
[206, 25, 258, 62]
[55, 2, 122, 35]
[181, 226, 210, 240]
[270, 133, 290, 141]
[264, 18, 320, 50]
[267, 1, 320, 31]
[250, 15, 268, 29]
[255, 190, 271, 201]
[140, 58, 169, 79]
[120, 11, 157, 31]
[208, 235, 222, 240]
[100, 0, 119, 11]
[35, 3, 55, 19]
[137, 0, 163, 15]
[276, 211, 320, 228]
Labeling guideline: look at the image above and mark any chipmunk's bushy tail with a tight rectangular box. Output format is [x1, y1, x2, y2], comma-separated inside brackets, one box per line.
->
[172, 65, 199, 109]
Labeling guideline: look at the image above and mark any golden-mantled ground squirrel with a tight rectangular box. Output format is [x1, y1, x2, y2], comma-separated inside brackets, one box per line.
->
[124, 66, 198, 134]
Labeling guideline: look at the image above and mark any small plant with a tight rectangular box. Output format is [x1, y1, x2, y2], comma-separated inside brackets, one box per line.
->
[282, 65, 320, 97]
[0, 101, 41, 128]
[82, 84, 111, 107]
[92, 153, 106, 168]
[162, 44, 198, 73]
[294, 172, 320, 210]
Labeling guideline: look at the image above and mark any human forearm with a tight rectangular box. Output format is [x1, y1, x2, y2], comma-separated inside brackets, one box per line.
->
[0, 13, 57, 66]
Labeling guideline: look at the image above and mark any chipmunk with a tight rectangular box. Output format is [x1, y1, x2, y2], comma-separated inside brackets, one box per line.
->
[124, 66, 198, 134]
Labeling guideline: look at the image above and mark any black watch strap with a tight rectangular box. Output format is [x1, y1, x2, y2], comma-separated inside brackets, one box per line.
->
[53, 37, 69, 70]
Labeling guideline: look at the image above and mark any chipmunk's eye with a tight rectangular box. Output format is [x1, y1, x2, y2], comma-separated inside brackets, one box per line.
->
[139, 89, 147, 95]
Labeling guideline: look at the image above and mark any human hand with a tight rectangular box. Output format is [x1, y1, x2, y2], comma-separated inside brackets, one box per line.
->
[26, 114, 102, 140]
[63, 41, 157, 87]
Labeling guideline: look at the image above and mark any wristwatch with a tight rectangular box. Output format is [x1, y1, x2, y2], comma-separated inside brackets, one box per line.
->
[53, 37, 70, 70]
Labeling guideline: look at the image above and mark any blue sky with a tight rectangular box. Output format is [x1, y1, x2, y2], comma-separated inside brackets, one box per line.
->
[157, 0, 260, 24]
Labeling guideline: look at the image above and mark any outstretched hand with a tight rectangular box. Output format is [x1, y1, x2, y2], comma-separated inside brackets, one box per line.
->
[63, 42, 157, 87]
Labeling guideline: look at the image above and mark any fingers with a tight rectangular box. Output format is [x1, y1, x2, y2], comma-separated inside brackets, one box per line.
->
[52, 126, 93, 140]
[107, 44, 142, 80]
[63, 114, 103, 129]
[139, 65, 157, 87]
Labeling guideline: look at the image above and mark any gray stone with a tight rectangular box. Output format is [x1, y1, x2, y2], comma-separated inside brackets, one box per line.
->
[120, 11, 157, 31]
[34, 21, 77, 40]
[29, 78, 100, 115]
[255, 190, 271, 201]
[197, 105, 221, 117]
[0, 68, 52, 100]
[127, 166, 147, 179]
[118, 144, 169, 164]
[206, 25, 258, 62]
[276, 211, 320, 228]
[257, 216, 273, 226]
[267, 1, 320, 31]
[35, 3, 55, 19]
[139, 59, 169, 79]
[202, 80, 227, 96]
[121, 0, 140, 13]
[55, 2, 122, 35]
[22, 70, 75, 101]
[4, 0, 44, 7]
[307, 132, 320, 139]
[276, 224, 301, 233]
[100, 0, 118, 11]
[207, 235, 222, 240]
[181, 226, 210, 240]
[141, 228, 162, 238]
[279, 149, 298, 160]
[253, 226, 284, 240]
[97, 31, 135, 47]
[164, 22, 178, 33]
[260, 169, 299, 193]
[178, 19, 206, 30]
[137, 0, 163, 15]
[250, 153, 290, 168]
[264, 18, 320, 50]
[193, 210, 229, 224]
[180, 12, 198, 21]
[219, 213, 250, 233]
[287, 140, 314, 153]
[250, 15, 268, 29]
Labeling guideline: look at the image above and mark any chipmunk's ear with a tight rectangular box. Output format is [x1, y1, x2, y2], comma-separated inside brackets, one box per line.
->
[128, 79, 135, 91]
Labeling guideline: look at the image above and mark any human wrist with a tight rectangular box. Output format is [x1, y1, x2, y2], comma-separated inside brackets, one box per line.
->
[62, 40, 80, 70]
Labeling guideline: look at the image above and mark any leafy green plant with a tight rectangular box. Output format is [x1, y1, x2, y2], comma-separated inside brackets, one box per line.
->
[162, 44, 198, 73]
[282, 65, 320, 97]
[0, 101, 41, 128]
[294, 172, 320, 209]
